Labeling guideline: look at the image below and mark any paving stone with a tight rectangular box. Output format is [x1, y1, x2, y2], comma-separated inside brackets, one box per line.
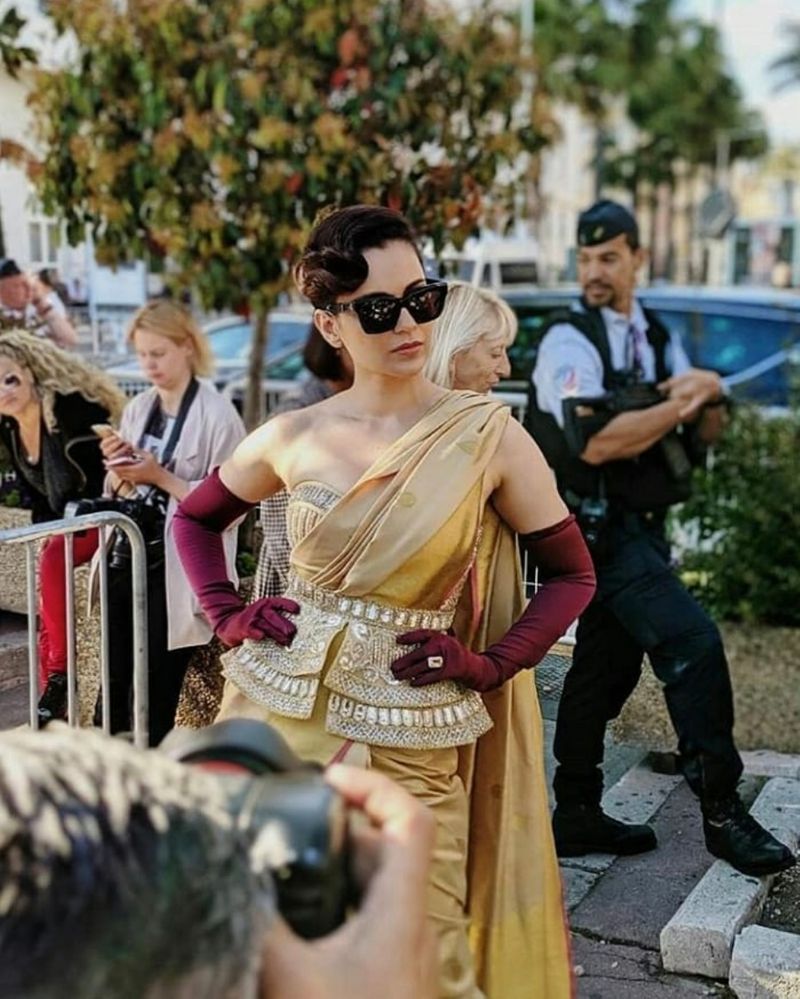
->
[571, 781, 714, 949]
[661, 779, 800, 980]
[0, 682, 29, 729]
[562, 866, 601, 912]
[729, 925, 800, 999]
[571, 936, 729, 998]
[742, 752, 800, 781]
[604, 764, 683, 826]
[0, 617, 31, 694]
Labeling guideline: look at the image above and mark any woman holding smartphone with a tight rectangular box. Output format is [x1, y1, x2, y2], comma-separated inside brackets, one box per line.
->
[0, 330, 125, 723]
[97, 300, 245, 744]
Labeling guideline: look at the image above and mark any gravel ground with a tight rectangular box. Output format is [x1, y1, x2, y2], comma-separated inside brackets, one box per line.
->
[611, 622, 800, 753]
[761, 864, 800, 935]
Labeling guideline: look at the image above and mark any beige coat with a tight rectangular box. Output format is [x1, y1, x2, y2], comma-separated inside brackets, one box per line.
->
[94, 379, 246, 649]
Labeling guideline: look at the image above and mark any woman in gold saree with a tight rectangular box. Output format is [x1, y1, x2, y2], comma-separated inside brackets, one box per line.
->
[174, 206, 595, 998]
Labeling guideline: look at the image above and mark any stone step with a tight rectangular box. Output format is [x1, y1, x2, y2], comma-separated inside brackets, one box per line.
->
[660, 777, 800, 979]
[741, 750, 800, 781]
[729, 925, 800, 998]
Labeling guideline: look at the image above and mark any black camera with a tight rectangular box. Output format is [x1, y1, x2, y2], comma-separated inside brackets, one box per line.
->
[161, 719, 357, 940]
[65, 494, 167, 570]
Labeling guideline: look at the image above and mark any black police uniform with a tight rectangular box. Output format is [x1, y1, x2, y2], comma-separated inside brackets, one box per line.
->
[526, 201, 794, 877]
[528, 302, 743, 809]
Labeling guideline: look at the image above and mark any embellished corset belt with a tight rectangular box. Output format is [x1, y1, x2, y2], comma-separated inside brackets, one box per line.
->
[221, 573, 492, 750]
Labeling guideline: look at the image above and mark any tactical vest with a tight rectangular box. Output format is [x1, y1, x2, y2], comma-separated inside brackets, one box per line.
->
[526, 303, 694, 513]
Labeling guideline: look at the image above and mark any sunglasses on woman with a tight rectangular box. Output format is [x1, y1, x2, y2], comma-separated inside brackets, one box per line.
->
[324, 280, 448, 335]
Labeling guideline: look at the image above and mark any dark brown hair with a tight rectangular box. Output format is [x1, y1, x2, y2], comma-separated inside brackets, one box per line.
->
[303, 324, 347, 381]
[294, 205, 421, 308]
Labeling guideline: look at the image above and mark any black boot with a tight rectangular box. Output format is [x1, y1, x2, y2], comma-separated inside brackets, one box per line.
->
[703, 793, 796, 877]
[553, 803, 657, 857]
[37, 673, 68, 727]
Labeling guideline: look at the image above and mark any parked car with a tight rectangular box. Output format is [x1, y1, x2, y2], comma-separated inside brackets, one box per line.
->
[500, 285, 800, 408]
[424, 236, 540, 292]
[104, 307, 312, 396]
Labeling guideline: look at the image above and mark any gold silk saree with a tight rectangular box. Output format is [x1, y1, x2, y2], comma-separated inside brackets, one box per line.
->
[218, 391, 572, 998]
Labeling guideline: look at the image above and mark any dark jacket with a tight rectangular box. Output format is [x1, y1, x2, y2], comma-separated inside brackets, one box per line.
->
[0, 392, 109, 522]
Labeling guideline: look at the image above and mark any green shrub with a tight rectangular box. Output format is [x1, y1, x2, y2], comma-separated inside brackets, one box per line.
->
[672, 406, 800, 626]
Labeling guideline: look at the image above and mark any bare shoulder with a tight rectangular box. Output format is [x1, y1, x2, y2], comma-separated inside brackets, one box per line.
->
[497, 411, 541, 459]
[488, 413, 554, 489]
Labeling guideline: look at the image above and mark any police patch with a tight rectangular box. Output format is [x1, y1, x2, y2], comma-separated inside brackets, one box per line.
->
[554, 364, 580, 397]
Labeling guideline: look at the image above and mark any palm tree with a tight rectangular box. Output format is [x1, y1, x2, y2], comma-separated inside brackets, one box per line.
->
[770, 21, 800, 92]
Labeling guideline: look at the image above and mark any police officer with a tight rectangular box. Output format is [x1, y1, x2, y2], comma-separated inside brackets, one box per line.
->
[529, 200, 794, 877]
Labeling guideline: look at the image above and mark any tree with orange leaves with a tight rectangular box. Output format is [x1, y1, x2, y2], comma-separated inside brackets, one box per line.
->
[31, 0, 548, 426]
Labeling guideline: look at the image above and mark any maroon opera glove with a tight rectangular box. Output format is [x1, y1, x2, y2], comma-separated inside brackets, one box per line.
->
[174, 468, 299, 648]
[393, 630, 496, 690]
[392, 514, 596, 691]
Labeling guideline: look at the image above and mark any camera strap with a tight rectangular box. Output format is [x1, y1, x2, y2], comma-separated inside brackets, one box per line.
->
[130, 376, 200, 510]
[143, 375, 200, 470]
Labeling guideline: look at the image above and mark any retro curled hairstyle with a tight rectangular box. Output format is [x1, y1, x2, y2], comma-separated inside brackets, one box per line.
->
[425, 282, 517, 389]
[293, 205, 422, 308]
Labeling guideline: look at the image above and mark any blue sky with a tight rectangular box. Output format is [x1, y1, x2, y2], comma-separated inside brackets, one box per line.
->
[681, 0, 800, 145]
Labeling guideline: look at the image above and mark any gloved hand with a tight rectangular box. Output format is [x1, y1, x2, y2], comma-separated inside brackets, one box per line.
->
[392, 630, 499, 691]
[392, 514, 596, 692]
[174, 468, 301, 648]
[214, 596, 300, 648]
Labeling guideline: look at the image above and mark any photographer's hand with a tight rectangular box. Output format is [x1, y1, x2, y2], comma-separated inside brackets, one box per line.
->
[261, 765, 436, 999]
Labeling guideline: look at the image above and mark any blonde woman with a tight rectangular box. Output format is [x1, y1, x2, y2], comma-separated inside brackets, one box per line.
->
[0, 330, 125, 723]
[424, 281, 515, 393]
[97, 300, 245, 744]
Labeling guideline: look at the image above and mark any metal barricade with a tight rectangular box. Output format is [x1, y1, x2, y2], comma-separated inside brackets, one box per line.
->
[0, 511, 150, 748]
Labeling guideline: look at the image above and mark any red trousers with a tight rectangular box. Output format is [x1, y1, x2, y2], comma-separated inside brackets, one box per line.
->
[38, 529, 99, 688]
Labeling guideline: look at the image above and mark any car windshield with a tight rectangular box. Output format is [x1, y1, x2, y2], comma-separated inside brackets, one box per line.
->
[691, 312, 799, 405]
[506, 301, 573, 381]
[208, 318, 310, 364]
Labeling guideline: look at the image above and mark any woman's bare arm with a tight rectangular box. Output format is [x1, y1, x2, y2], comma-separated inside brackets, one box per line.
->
[489, 417, 569, 535]
[218, 413, 296, 503]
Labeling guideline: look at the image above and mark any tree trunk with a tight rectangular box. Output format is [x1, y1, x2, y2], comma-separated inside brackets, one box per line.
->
[243, 308, 269, 432]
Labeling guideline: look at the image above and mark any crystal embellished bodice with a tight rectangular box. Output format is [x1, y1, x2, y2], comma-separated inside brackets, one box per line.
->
[285, 481, 341, 549]
[220, 479, 493, 749]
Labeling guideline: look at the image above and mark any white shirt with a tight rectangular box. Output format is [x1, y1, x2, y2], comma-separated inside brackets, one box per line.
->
[532, 300, 691, 428]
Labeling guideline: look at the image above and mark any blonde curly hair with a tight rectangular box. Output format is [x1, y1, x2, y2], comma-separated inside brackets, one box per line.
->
[0, 330, 126, 431]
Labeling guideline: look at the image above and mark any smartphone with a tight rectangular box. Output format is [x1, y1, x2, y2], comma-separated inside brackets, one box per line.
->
[92, 423, 116, 438]
[105, 454, 143, 467]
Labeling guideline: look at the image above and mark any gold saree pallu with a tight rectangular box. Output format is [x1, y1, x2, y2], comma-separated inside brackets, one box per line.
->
[221, 573, 492, 749]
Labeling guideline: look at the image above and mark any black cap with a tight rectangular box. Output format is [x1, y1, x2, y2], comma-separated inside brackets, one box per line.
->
[0, 258, 22, 279]
[577, 200, 639, 249]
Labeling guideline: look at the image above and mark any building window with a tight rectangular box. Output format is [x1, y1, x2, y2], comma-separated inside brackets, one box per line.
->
[47, 223, 59, 263]
[28, 220, 61, 266]
[28, 221, 43, 264]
